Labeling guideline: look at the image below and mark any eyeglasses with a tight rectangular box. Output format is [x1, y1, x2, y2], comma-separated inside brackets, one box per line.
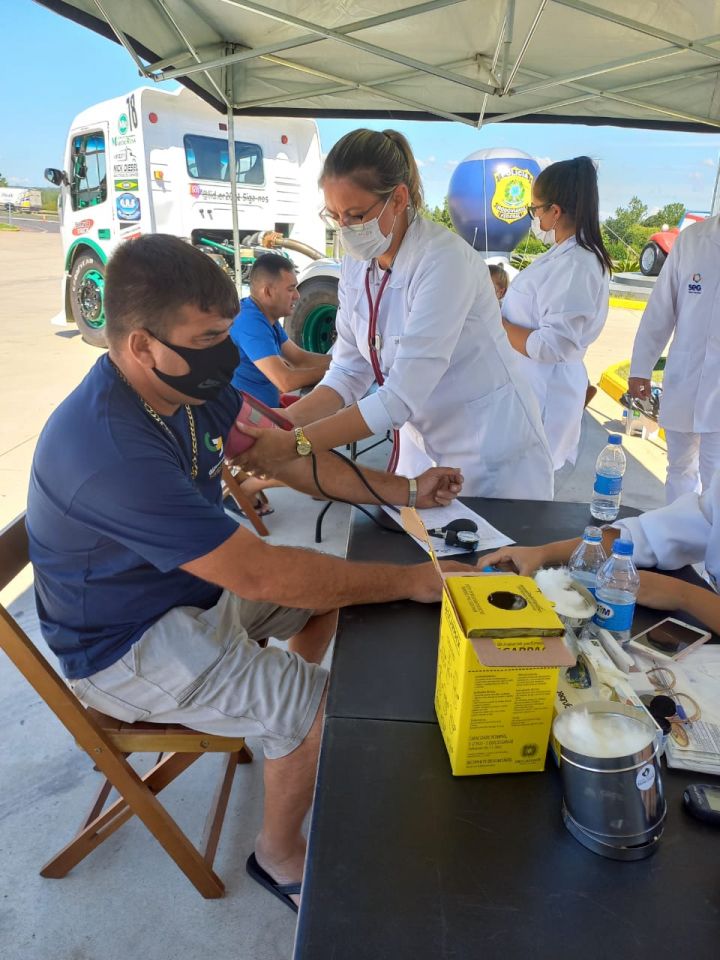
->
[527, 202, 551, 218]
[319, 196, 388, 230]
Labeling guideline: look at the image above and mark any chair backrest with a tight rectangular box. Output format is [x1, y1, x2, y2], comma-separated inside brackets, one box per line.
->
[0, 513, 112, 755]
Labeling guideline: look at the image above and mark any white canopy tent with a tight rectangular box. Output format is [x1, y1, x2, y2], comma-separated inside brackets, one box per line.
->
[37, 0, 720, 269]
[36, 0, 720, 130]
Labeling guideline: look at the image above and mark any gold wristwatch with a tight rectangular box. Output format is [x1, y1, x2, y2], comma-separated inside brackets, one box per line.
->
[294, 426, 313, 457]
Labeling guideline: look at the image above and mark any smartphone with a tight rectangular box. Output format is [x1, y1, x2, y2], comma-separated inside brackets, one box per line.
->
[628, 617, 711, 662]
[224, 391, 293, 459]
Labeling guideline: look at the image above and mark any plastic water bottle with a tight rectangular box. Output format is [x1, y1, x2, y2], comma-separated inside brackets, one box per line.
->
[568, 526, 607, 596]
[593, 539, 640, 646]
[590, 435, 626, 521]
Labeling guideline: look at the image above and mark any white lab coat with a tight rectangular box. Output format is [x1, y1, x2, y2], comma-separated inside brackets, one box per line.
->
[630, 216, 720, 433]
[616, 471, 720, 589]
[319, 216, 554, 499]
[501, 237, 609, 470]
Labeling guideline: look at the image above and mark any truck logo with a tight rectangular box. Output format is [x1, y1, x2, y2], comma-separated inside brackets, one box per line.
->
[114, 178, 139, 192]
[190, 183, 202, 198]
[118, 113, 129, 136]
[113, 146, 138, 178]
[71, 219, 94, 236]
[116, 192, 141, 221]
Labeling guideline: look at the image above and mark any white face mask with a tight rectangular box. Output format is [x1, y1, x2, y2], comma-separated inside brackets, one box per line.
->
[530, 214, 556, 246]
[339, 195, 396, 261]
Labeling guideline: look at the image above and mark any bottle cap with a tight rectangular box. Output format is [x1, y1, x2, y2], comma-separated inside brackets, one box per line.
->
[612, 538, 633, 556]
[608, 434, 622, 445]
[583, 526, 603, 542]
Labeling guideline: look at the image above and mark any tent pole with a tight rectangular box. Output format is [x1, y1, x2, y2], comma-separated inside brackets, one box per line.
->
[226, 103, 242, 292]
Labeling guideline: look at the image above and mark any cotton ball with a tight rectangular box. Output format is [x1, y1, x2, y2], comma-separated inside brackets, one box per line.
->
[555, 708, 653, 758]
[535, 567, 594, 618]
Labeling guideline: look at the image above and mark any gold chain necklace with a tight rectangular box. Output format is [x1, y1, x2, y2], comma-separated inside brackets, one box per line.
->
[110, 359, 198, 480]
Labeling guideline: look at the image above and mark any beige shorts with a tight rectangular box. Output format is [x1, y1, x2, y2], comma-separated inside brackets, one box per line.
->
[68, 591, 327, 759]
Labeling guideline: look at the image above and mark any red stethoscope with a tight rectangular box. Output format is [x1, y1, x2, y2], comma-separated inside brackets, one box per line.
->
[364, 263, 400, 472]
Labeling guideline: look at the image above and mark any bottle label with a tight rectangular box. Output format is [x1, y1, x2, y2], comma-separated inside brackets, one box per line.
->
[594, 473, 622, 496]
[593, 599, 635, 631]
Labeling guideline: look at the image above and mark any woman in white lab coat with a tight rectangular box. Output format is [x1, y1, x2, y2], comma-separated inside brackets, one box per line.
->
[482, 471, 720, 634]
[501, 157, 612, 471]
[238, 128, 554, 500]
[629, 215, 720, 503]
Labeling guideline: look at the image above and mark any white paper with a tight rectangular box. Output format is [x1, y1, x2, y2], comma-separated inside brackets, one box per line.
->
[383, 501, 514, 558]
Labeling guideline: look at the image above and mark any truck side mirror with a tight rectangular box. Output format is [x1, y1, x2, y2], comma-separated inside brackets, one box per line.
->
[44, 168, 67, 187]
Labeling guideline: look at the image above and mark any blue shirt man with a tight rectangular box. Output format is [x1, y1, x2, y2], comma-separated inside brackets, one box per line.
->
[229, 254, 330, 407]
[230, 295, 289, 406]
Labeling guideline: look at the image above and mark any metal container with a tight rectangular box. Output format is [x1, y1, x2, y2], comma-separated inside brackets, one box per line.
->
[553, 702, 666, 861]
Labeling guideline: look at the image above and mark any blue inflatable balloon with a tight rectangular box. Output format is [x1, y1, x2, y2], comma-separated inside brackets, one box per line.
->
[448, 148, 541, 254]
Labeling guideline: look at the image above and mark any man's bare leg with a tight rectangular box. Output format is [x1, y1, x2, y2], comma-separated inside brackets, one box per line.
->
[288, 609, 338, 665]
[255, 688, 327, 907]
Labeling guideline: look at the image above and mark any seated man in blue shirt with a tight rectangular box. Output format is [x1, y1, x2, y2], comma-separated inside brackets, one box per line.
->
[230, 253, 330, 408]
[27, 234, 463, 914]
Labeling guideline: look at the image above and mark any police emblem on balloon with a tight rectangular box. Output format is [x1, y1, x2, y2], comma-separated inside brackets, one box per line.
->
[448, 148, 540, 254]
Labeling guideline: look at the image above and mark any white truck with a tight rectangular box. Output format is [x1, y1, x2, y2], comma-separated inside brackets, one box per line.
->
[46, 85, 339, 348]
[0, 187, 42, 213]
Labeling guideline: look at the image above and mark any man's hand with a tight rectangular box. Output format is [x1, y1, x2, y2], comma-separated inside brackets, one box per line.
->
[628, 376, 652, 400]
[636, 571, 686, 611]
[415, 467, 463, 508]
[407, 559, 475, 603]
[232, 423, 297, 476]
[479, 545, 549, 576]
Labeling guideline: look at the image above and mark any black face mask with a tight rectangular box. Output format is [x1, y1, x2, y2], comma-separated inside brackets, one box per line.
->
[150, 333, 240, 401]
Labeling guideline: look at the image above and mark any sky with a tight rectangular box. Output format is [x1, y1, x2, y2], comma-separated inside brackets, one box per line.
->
[2, 0, 720, 220]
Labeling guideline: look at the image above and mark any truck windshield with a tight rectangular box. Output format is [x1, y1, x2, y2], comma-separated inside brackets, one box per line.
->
[70, 132, 107, 210]
[184, 134, 264, 185]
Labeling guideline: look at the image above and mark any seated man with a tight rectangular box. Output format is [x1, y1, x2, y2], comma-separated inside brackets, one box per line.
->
[230, 253, 330, 407]
[27, 234, 463, 913]
[482, 473, 720, 633]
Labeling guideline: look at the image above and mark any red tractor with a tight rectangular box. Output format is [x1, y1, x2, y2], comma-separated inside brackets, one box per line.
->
[639, 211, 707, 275]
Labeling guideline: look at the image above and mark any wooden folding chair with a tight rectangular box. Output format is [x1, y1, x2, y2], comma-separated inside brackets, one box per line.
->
[0, 514, 253, 898]
[222, 463, 269, 537]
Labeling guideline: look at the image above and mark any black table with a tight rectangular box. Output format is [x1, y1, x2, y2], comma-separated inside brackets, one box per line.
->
[295, 500, 720, 960]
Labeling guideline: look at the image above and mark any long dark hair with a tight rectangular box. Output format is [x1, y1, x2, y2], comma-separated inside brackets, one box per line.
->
[534, 156, 613, 273]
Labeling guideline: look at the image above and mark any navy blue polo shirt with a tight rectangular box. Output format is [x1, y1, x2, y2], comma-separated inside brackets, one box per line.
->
[27, 354, 242, 679]
[229, 296, 288, 407]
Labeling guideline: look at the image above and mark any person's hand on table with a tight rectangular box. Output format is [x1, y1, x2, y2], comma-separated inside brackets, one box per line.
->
[232, 424, 297, 476]
[628, 376, 652, 400]
[479, 544, 549, 576]
[415, 467, 464, 508]
[636, 570, 686, 611]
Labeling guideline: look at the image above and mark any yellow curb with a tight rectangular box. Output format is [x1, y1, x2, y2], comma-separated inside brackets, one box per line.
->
[609, 296, 647, 310]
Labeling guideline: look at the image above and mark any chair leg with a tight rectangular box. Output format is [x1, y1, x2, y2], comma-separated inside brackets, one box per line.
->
[41, 752, 226, 898]
[201, 751, 240, 866]
[221, 464, 269, 537]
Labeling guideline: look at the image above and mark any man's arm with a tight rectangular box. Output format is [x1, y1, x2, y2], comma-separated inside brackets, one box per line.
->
[282, 339, 332, 370]
[253, 354, 329, 393]
[181, 526, 446, 608]
[635, 572, 720, 634]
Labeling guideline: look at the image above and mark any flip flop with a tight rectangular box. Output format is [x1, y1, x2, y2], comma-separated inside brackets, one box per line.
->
[246, 852, 301, 914]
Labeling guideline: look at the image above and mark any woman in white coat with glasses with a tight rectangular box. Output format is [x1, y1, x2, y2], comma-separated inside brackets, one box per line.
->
[501, 157, 612, 472]
[237, 127, 553, 501]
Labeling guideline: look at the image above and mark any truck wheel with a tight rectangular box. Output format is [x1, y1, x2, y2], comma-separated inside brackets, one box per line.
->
[639, 242, 666, 276]
[286, 277, 339, 352]
[70, 252, 108, 347]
